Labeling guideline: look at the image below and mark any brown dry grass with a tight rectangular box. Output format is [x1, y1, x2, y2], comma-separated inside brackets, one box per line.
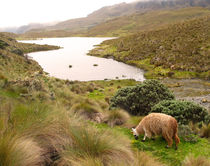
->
[182, 154, 210, 166]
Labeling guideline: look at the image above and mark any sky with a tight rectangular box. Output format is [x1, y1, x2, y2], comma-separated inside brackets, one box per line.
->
[0, 0, 137, 28]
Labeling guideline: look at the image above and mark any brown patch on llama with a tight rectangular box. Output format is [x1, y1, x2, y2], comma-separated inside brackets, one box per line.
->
[132, 113, 180, 150]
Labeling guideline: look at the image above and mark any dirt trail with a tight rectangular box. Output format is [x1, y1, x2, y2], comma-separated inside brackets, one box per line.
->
[162, 79, 210, 112]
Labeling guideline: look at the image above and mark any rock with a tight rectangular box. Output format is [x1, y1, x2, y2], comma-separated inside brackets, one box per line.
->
[170, 65, 175, 70]
[93, 113, 104, 123]
[202, 99, 208, 103]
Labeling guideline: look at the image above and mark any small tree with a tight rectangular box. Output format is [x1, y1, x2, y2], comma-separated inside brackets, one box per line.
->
[151, 100, 209, 124]
[110, 79, 174, 115]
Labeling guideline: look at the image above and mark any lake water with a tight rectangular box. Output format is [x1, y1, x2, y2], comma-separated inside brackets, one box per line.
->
[22, 37, 145, 81]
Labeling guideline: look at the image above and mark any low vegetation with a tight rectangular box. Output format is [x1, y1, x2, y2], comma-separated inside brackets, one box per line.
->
[151, 100, 209, 124]
[0, 31, 209, 166]
[89, 15, 210, 79]
[110, 79, 174, 115]
[182, 154, 210, 166]
[103, 109, 130, 127]
[0, 33, 59, 80]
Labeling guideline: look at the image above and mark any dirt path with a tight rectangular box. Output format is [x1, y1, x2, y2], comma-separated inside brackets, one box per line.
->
[162, 79, 210, 112]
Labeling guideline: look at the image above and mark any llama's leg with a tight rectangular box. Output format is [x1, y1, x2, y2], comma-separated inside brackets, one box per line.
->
[142, 131, 152, 142]
[162, 132, 173, 148]
[142, 133, 147, 142]
[174, 134, 180, 150]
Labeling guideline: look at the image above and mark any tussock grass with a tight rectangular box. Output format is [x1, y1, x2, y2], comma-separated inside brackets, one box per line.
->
[182, 154, 210, 166]
[133, 151, 164, 166]
[200, 123, 210, 138]
[66, 157, 103, 166]
[104, 109, 130, 127]
[58, 126, 134, 166]
[70, 98, 104, 123]
[0, 100, 135, 166]
[0, 134, 43, 166]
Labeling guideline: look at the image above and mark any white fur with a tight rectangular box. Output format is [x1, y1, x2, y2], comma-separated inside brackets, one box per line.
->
[132, 128, 139, 136]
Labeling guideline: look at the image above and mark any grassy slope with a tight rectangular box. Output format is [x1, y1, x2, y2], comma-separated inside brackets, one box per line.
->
[0, 32, 60, 79]
[0, 34, 210, 166]
[95, 123, 210, 166]
[86, 7, 210, 37]
[89, 15, 210, 79]
[19, 6, 210, 38]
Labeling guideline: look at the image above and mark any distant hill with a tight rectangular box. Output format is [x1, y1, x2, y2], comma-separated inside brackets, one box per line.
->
[89, 15, 210, 79]
[0, 22, 58, 34]
[20, 0, 210, 38]
[85, 7, 210, 36]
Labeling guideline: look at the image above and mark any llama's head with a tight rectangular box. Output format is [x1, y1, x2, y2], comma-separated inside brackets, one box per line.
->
[131, 128, 139, 140]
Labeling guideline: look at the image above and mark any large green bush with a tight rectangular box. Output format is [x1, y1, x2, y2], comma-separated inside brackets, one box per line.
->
[151, 100, 209, 125]
[110, 79, 174, 115]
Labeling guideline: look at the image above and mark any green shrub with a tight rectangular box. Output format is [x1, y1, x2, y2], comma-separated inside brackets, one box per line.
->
[11, 48, 23, 56]
[151, 100, 209, 125]
[178, 125, 198, 143]
[110, 79, 174, 115]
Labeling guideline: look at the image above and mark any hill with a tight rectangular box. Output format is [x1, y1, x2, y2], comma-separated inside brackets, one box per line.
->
[0, 32, 60, 79]
[85, 7, 210, 36]
[88, 15, 210, 79]
[20, 0, 210, 38]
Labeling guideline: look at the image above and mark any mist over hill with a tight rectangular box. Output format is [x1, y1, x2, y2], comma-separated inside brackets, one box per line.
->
[0, 22, 58, 34]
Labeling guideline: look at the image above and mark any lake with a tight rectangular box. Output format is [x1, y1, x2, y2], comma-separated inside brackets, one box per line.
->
[22, 37, 145, 81]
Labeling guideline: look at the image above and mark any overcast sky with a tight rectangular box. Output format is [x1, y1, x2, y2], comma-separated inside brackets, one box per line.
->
[0, 0, 137, 28]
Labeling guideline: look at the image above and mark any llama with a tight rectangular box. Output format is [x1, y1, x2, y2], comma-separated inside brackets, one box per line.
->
[132, 113, 180, 149]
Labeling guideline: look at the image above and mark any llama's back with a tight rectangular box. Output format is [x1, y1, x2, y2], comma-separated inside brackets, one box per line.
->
[140, 113, 177, 136]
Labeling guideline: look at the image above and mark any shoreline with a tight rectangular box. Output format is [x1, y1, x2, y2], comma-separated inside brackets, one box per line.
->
[88, 44, 210, 80]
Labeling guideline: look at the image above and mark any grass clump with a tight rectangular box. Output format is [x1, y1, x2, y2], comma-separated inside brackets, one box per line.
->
[70, 98, 104, 123]
[57, 126, 134, 166]
[182, 154, 210, 166]
[0, 135, 43, 166]
[104, 109, 130, 127]
[133, 151, 164, 166]
[200, 123, 210, 138]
